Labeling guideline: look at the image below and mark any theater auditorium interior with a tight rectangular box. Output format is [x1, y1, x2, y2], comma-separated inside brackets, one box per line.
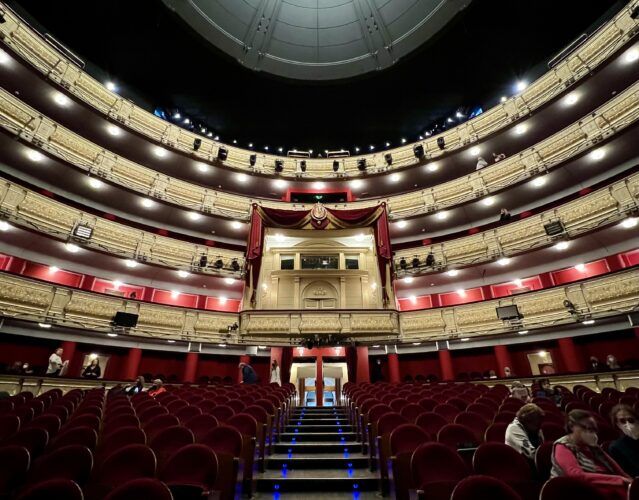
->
[0, 0, 638, 498]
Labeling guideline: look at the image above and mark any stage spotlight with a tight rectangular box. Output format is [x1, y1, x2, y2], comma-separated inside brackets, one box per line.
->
[437, 137, 445, 150]
[249, 154, 256, 167]
[217, 148, 228, 161]
[357, 159, 367, 171]
[199, 255, 208, 268]
[412, 257, 420, 269]
[333, 160, 340, 172]
[425, 253, 435, 267]
[399, 258, 407, 270]
[231, 260, 240, 271]
[413, 144, 424, 158]
[193, 138, 202, 151]
[214, 259, 224, 269]
[275, 160, 284, 173]
[385, 153, 393, 166]
[299, 160, 307, 173]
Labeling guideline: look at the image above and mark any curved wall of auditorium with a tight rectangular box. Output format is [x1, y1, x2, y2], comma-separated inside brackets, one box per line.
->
[1, 328, 638, 383]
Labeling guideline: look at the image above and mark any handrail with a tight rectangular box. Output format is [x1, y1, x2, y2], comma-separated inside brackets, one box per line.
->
[0, 1, 636, 177]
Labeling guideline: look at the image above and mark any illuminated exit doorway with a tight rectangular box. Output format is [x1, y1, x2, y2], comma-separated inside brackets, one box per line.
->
[289, 347, 348, 407]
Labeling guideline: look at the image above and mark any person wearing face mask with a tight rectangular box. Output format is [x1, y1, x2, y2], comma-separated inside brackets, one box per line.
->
[608, 404, 639, 477]
[551, 409, 631, 500]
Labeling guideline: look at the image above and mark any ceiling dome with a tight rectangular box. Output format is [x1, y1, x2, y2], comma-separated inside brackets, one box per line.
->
[162, 0, 471, 81]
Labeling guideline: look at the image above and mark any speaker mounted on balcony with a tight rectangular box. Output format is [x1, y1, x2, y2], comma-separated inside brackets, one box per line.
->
[217, 148, 228, 161]
[496, 305, 522, 320]
[357, 159, 367, 171]
[544, 220, 565, 236]
[413, 144, 425, 158]
[249, 154, 256, 166]
[112, 312, 139, 328]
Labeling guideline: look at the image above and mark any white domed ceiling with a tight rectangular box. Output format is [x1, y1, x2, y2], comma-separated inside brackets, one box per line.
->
[162, 0, 472, 80]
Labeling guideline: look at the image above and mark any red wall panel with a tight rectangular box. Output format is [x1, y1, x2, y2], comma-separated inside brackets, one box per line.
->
[623, 249, 639, 266]
[197, 355, 239, 380]
[91, 279, 144, 298]
[451, 347, 497, 377]
[22, 263, 83, 288]
[396, 352, 440, 380]
[439, 288, 483, 307]
[152, 290, 198, 308]
[397, 295, 432, 311]
[491, 277, 543, 298]
[204, 297, 242, 313]
[138, 351, 187, 380]
[551, 260, 609, 285]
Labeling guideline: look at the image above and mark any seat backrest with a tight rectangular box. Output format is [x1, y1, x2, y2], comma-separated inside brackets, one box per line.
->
[15, 478, 84, 500]
[225, 400, 245, 413]
[149, 426, 195, 466]
[466, 403, 495, 421]
[143, 414, 180, 439]
[451, 475, 522, 500]
[389, 398, 408, 412]
[165, 400, 189, 413]
[27, 415, 61, 438]
[399, 404, 423, 423]
[184, 414, 220, 441]
[493, 411, 517, 424]
[389, 424, 430, 455]
[414, 412, 447, 437]
[534, 442, 553, 481]
[629, 478, 639, 500]
[484, 423, 508, 443]
[539, 477, 607, 500]
[0, 445, 30, 495]
[411, 442, 468, 485]
[160, 443, 218, 489]
[138, 405, 169, 423]
[447, 398, 469, 411]
[5, 428, 49, 457]
[0, 415, 20, 441]
[174, 405, 202, 423]
[100, 426, 147, 462]
[200, 426, 243, 457]
[104, 478, 172, 500]
[437, 424, 478, 449]
[50, 426, 98, 451]
[454, 412, 489, 442]
[102, 414, 139, 432]
[243, 405, 268, 424]
[209, 405, 235, 422]
[227, 413, 258, 438]
[377, 412, 408, 437]
[540, 422, 565, 442]
[433, 403, 459, 421]
[473, 443, 532, 481]
[28, 445, 93, 485]
[98, 444, 157, 489]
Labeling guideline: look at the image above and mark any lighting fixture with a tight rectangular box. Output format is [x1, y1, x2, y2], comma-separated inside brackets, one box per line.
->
[153, 147, 168, 158]
[167, 340, 176, 343]
[219, 296, 228, 304]
[435, 211, 449, 220]
[351, 179, 363, 188]
[554, 241, 569, 251]
[497, 257, 511, 266]
[196, 163, 209, 173]
[49, 266, 59, 273]
[396, 220, 407, 229]
[409, 295, 417, 303]
[518, 330, 529, 335]
[589, 148, 605, 161]
[187, 211, 202, 221]
[124, 259, 138, 268]
[385, 142, 391, 147]
[372, 345, 380, 348]
[113, 280, 122, 289]
[403, 276, 414, 284]
[354, 233, 366, 242]
[514, 124, 527, 135]
[582, 319, 595, 325]
[538, 351, 547, 357]
[87, 177, 104, 189]
[621, 217, 638, 229]
[447, 269, 459, 277]
[231, 221, 243, 230]
[274, 179, 287, 189]
[26, 150, 45, 162]
[140, 198, 155, 208]
[460, 337, 470, 342]
[513, 278, 523, 287]
[370, 282, 377, 290]
[218, 344, 227, 348]
[38, 323, 52, 329]
[65, 243, 80, 253]
[236, 173, 248, 183]
[515, 80, 528, 92]
[623, 47, 639, 64]
[313, 182, 325, 190]
[106, 124, 121, 136]
[481, 196, 496, 206]
[390, 173, 401, 182]
[426, 163, 439, 172]
[412, 342, 421, 346]
[105, 81, 117, 92]
[177, 270, 189, 278]
[564, 93, 579, 106]
[224, 278, 235, 285]
[274, 233, 285, 242]
[52, 92, 71, 107]
[500, 96, 507, 103]
[107, 333, 118, 337]
[469, 146, 481, 156]
[575, 263, 586, 272]
[0, 49, 9, 65]
[171, 290, 180, 298]
[456, 289, 466, 297]
[531, 176, 547, 188]
[0, 221, 10, 231]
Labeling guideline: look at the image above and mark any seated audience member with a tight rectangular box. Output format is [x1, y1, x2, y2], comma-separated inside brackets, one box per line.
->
[125, 375, 146, 395]
[6, 361, 24, 375]
[504, 366, 514, 377]
[589, 356, 603, 372]
[22, 362, 33, 375]
[148, 379, 166, 397]
[82, 358, 101, 379]
[493, 152, 506, 162]
[488, 370, 498, 379]
[551, 409, 631, 500]
[499, 208, 512, 222]
[608, 405, 639, 477]
[606, 355, 621, 370]
[475, 156, 488, 170]
[535, 379, 554, 399]
[506, 403, 545, 458]
[511, 381, 530, 402]
[46, 347, 67, 376]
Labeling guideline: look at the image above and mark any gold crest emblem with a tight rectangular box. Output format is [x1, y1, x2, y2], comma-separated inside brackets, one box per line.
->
[311, 202, 327, 221]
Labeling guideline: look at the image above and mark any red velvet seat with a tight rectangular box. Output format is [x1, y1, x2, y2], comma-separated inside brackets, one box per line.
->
[102, 414, 139, 434]
[410, 442, 468, 500]
[451, 475, 522, 500]
[159, 444, 218, 498]
[104, 478, 172, 500]
[484, 422, 508, 443]
[45, 406, 69, 424]
[89, 444, 157, 499]
[143, 414, 180, 440]
[387, 424, 429, 500]
[174, 405, 202, 423]
[0, 415, 20, 442]
[226, 413, 258, 495]
[466, 403, 495, 421]
[49, 426, 98, 452]
[629, 478, 639, 500]
[4, 428, 49, 458]
[184, 414, 219, 441]
[433, 403, 459, 421]
[447, 397, 470, 412]
[0, 445, 30, 498]
[149, 426, 195, 469]
[15, 479, 83, 500]
[225, 400, 245, 414]
[26, 415, 61, 439]
[539, 477, 607, 500]
[13, 407, 35, 425]
[165, 399, 189, 413]
[399, 403, 423, 423]
[414, 411, 447, 437]
[473, 443, 539, 500]
[209, 405, 235, 423]
[437, 424, 478, 449]
[493, 411, 517, 424]
[138, 405, 169, 424]
[26, 445, 93, 487]
[454, 412, 489, 443]
[98, 426, 147, 463]
[540, 422, 565, 442]
[535, 442, 553, 481]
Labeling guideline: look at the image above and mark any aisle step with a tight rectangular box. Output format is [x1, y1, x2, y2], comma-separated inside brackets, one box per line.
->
[273, 442, 363, 454]
[291, 418, 347, 425]
[266, 453, 368, 469]
[285, 424, 353, 432]
[256, 468, 378, 493]
[280, 431, 357, 442]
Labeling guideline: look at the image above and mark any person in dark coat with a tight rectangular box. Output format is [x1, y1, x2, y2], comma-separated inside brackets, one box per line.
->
[239, 362, 258, 384]
[608, 404, 639, 477]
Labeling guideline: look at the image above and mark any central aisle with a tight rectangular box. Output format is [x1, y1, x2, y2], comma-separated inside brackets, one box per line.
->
[254, 405, 380, 498]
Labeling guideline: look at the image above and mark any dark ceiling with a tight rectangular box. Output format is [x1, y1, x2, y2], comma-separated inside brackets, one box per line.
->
[9, 0, 623, 151]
